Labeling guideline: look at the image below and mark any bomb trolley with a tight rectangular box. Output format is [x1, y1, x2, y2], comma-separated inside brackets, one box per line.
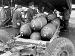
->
[0, 21, 75, 56]
[0, 0, 75, 56]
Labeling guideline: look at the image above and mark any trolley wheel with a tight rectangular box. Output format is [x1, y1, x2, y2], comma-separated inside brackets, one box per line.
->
[44, 37, 75, 56]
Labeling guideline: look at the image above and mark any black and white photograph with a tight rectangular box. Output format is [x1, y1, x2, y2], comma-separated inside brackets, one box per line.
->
[0, 0, 75, 56]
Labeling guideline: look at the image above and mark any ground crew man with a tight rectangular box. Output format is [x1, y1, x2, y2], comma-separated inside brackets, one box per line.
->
[12, 6, 22, 28]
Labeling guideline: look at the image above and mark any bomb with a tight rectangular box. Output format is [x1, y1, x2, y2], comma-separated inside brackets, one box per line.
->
[51, 18, 60, 28]
[30, 32, 41, 40]
[47, 13, 57, 21]
[41, 23, 56, 39]
[20, 23, 31, 37]
[31, 16, 47, 31]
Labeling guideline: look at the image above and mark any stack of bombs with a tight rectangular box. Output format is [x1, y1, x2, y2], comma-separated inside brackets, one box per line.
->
[20, 13, 60, 41]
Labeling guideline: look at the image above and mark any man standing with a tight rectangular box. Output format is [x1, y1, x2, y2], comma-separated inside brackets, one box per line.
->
[12, 5, 22, 28]
[26, 2, 38, 23]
